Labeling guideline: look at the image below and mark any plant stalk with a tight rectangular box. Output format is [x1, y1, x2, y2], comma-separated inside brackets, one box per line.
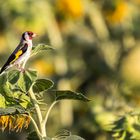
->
[29, 115, 42, 137]
[43, 101, 58, 125]
[28, 86, 47, 139]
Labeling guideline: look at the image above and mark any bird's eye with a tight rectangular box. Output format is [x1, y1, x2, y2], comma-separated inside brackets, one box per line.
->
[28, 32, 33, 36]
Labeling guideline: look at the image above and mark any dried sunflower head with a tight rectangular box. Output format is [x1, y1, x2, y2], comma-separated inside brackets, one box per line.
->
[0, 114, 30, 132]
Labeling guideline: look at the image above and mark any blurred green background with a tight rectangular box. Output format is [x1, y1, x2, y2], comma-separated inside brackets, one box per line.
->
[1, 0, 140, 140]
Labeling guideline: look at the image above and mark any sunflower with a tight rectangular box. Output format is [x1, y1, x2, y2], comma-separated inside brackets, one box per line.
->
[0, 114, 30, 132]
[57, 0, 84, 18]
[103, 0, 128, 24]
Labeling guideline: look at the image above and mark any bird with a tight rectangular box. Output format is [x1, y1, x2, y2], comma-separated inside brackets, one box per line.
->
[0, 31, 37, 74]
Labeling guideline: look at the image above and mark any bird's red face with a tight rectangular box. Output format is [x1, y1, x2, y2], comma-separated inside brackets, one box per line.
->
[27, 31, 37, 39]
[22, 31, 37, 40]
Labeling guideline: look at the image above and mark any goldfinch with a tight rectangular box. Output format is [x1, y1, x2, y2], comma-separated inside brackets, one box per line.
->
[0, 31, 36, 74]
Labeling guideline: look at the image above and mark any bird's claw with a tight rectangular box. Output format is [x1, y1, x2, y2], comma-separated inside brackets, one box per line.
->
[20, 67, 25, 73]
[15, 64, 25, 72]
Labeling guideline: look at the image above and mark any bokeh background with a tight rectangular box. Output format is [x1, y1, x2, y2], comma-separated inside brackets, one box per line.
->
[1, 0, 140, 140]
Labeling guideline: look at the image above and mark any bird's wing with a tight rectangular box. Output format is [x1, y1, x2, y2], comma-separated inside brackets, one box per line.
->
[6, 43, 28, 65]
[13, 41, 25, 54]
[0, 43, 28, 73]
[9, 43, 28, 64]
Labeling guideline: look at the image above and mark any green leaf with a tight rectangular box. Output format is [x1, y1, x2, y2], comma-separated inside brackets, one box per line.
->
[0, 95, 5, 108]
[53, 130, 85, 140]
[7, 70, 20, 84]
[54, 129, 71, 139]
[31, 44, 54, 56]
[19, 94, 30, 108]
[0, 73, 13, 97]
[17, 69, 37, 92]
[26, 69, 38, 81]
[33, 79, 54, 93]
[112, 116, 126, 132]
[0, 72, 7, 85]
[2, 82, 13, 97]
[0, 106, 26, 115]
[0, 73, 8, 93]
[53, 90, 90, 102]
[65, 135, 85, 140]
[18, 72, 31, 92]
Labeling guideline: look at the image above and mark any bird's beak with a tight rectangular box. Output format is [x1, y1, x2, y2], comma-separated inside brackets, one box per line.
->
[32, 33, 37, 38]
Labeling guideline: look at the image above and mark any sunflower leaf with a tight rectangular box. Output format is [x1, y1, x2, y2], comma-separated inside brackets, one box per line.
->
[33, 79, 54, 93]
[17, 69, 37, 92]
[0, 106, 26, 115]
[65, 135, 85, 140]
[31, 44, 54, 56]
[52, 90, 90, 102]
[7, 70, 20, 84]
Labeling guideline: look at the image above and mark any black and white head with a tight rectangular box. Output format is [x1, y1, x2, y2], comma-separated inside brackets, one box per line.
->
[22, 31, 37, 41]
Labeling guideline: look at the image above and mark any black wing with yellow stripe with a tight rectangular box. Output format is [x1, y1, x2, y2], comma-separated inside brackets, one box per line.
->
[0, 43, 28, 74]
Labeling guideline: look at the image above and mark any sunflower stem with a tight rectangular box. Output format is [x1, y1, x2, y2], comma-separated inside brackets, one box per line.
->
[29, 115, 42, 137]
[43, 101, 58, 125]
[29, 86, 47, 139]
